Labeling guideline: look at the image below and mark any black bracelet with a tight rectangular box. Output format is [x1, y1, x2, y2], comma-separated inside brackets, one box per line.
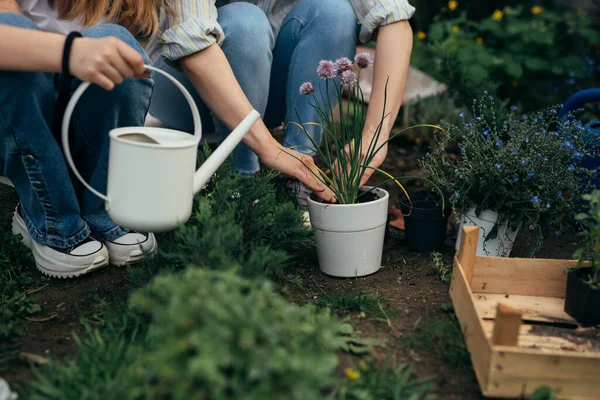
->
[52, 31, 82, 146]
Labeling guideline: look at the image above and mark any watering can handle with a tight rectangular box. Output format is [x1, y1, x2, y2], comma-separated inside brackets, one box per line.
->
[61, 65, 202, 202]
[559, 88, 600, 118]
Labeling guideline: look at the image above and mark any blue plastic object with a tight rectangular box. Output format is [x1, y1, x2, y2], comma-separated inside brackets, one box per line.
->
[559, 88, 600, 189]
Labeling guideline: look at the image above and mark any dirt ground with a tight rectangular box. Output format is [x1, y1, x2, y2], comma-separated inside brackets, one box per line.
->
[0, 141, 586, 398]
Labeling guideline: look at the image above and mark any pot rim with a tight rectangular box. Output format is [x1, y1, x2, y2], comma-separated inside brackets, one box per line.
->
[308, 186, 389, 209]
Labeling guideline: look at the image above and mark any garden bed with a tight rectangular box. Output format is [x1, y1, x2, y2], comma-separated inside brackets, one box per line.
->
[451, 226, 600, 399]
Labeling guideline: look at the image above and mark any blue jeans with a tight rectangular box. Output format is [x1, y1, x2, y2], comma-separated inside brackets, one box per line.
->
[149, 0, 358, 174]
[0, 14, 153, 248]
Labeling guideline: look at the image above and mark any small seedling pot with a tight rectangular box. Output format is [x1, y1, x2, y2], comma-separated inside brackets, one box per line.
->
[307, 187, 388, 278]
[399, 191, 451, 253]
[564, 268, 600, 327]
[454, 207, 519, 257]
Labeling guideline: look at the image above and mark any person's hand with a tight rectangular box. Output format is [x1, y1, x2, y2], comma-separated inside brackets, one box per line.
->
[69, 37, 150, 90]
[332, 135, 389, 187]
[258, 140, 337, 203]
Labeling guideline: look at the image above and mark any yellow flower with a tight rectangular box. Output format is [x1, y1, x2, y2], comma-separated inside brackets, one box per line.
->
[358, 360, 369, 371]
[452, 25, 460, 33]
[345, 368, 361, 380]
[417, 31, 427, 40]
[492, 9, 504, 20]
[531, 6, 542, 15]
[448, 0, 458, 11]
[475, 37, 484, 45]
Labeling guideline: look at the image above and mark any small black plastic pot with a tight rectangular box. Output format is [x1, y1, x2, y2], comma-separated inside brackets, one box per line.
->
[399, 191, 451, 253]
[564, 268, 600, 327]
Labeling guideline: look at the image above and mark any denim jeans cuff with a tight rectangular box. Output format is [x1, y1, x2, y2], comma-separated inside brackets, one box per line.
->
[21, 211, 91, 249]
[93, 224, 129, 243]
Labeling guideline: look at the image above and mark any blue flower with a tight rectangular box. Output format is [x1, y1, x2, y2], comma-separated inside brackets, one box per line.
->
[551, 108, 558, 115]
[568, 165, 575, 171]
[512, 120, 519, 124]
[476, 116, 482, 121]
[521, 160, 528, 166]
[538, 153, 543, 158]
[454, 192, 461, 199]
[551, 131, 559, 136]
[495, 140, 503, 147]
[557, 192, 563, 198]
[488, 95, 494, 100]
[510, 105, 517, 111]
[513, 149, 518, 155]
[532, 195, 540, 204]
[482, 129, 489, 137]
[513, 176, 519, 182]
[573, 151, 584, 159]
[544, 157, 548, 162]
[525, 137, 530, 143]
[494, 163, 502, 169]
[527, 171, 536, 179]
[459, 112, 465, 118]
[483, 90, 488, 95]
[555, 231, 561, 237]
[564, 140, 574, 149]
[546, 203, 551, 209]
[465, 123, 472, 128]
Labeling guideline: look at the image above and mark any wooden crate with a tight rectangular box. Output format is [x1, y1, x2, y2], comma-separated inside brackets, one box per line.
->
[450, 226, 600, 400]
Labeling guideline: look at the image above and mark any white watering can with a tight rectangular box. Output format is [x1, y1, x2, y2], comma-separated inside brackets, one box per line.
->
[61, 65, 260, 232]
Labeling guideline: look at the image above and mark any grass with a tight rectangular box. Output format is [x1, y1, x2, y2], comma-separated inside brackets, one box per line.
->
[0, 225, 38, 372]
[336, 358, 435, 400]
[314, 287, 385, 315]
[403, 315, 471, 368]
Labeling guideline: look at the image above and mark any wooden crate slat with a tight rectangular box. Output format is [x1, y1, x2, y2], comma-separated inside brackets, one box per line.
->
[482, 321, 594, 352]
[450, 256, 493, 389]
[474, 293, 576, 325]
[470, 256, 578, 297]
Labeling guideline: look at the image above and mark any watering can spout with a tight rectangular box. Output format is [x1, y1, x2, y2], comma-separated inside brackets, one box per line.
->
[193, 110, 261, 193]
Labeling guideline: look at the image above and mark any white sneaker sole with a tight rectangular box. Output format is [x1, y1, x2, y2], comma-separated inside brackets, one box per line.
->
[109, 237, 158, 267]
[12, 213, 109, 279]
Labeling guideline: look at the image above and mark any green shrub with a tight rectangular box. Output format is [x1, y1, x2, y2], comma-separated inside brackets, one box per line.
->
[128, 268, 343, 400]
[412, 4, 599, 111]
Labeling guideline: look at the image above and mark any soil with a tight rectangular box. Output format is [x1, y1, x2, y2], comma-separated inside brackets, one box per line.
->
[0, 140, 593, 399]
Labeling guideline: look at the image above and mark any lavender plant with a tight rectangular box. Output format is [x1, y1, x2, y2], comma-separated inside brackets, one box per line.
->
[285, 53, 441, 205]
[421, 93, 599, 253]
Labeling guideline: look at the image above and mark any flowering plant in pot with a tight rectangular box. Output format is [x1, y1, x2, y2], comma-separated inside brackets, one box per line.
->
[283, 53, 442, 277]
[566, 190, 600, 327]
[420, 93, 599, 257]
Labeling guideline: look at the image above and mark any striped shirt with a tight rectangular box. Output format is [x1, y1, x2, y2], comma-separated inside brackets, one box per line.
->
[147, 0, 415, 66]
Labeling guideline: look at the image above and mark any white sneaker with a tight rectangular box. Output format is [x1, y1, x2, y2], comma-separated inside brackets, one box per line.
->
[12, 207, 109, 278]
[104, 232, 157, 266]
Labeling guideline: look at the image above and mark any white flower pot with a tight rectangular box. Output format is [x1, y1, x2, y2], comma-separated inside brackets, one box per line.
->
[455, 207, 519, 257]
[307, 187, 389, 277]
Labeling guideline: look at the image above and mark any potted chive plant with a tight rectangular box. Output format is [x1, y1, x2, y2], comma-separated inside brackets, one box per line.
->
[421, 93, 599, 257]
[281, 54, 443, 277]
[565, 190, 600, 327]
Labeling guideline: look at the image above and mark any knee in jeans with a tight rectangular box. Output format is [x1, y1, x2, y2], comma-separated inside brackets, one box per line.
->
[220, 3, 274, 56]
[305, 0, 357, 38]
[0, 12, 40, 30]
[83, 24, 150, 63]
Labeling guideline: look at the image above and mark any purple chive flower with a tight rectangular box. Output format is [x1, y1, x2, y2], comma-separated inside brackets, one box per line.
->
[299, 81, 315, 95]
[334, 57, 353, 75]
[494, 162, 502, 169]
[316, 60, 336, 79]
[354, 52, 373, 69]
[339, 70, 357, 87]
